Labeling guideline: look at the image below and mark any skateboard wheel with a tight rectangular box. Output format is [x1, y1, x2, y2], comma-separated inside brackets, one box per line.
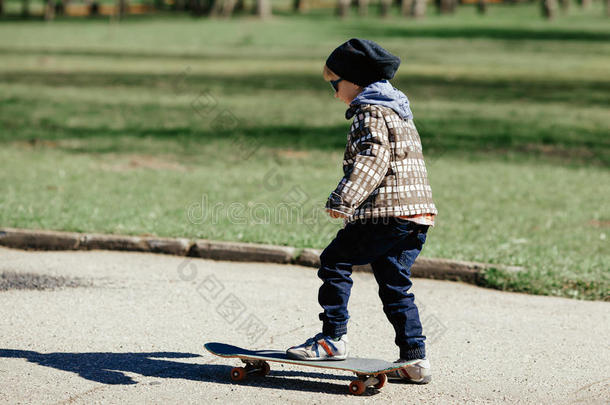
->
[349, 380, 366, 395]
[258, 362, 271, 376]
[231, 367, 247, 381]
[374, 373, 387, 389]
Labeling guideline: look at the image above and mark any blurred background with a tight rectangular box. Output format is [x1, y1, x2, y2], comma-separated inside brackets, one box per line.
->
[0, 0, 608, 300]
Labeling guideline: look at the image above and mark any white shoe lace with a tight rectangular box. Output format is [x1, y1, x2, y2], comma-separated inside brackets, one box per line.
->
[292, 333, 336, 356]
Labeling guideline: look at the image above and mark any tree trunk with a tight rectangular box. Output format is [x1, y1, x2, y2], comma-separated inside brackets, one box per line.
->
[438, 0, 453, 13]
[293, 0, 307, 12]
[22, 0, 30, 16]
[606, 0, 610, 17]
[579, 0, 591, 8]
[477, 0, 487, 13]
[44, 0, 55, 19]
[401, 0, 413, 16]
[0, 0, 4, 15]
[116, 0, 128, 19]
[55, 0, 67, 15]
[188, 0, 201, 14]
[358, 0, 368, 15]
[559, 0, 569, 11]
[174, 0, 186, 11]
[88, 0, 100, 15]
[379, 0, 391, 16]
[221, 0, 237, 16]
[337, 0, 350, 17]
[256, 0, 271, 18]
[412, 0, 426, 17]
[541, 0, 557, 18]
[209, 0, 222, 15]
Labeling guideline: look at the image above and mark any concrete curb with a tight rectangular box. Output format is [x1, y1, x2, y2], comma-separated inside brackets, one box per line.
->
[191, 239, 296, 264]
[294, 248, 520, 284]
[0, 228, 81, 251]
[0, 227, 523, 285]
[83, 233, 191, 256]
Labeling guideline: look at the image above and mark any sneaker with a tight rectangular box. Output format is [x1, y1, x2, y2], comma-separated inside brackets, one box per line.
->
[387, 358, 431, 384]
[286, 333, 348, 361]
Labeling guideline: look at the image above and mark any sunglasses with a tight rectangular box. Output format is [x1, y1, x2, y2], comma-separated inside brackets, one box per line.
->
[330, 78, 343, 92]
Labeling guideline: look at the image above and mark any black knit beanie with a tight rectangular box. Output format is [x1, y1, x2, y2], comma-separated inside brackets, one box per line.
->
[325, 38, 401, 87]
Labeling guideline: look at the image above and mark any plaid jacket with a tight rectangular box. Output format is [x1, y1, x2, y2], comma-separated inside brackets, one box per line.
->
[325, 104, 438, 222]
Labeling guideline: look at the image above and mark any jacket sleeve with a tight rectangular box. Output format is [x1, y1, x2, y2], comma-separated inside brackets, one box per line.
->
[325, 108, 391, 216]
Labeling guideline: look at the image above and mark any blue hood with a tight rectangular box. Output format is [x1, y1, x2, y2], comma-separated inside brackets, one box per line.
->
[347, 80, 413, 120]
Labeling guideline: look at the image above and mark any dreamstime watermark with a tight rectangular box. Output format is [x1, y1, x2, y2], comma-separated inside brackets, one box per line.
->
[260, 163, 344, 234]
[185, 158, 346, 231]
[177, 258, 268, 345]
[185, 194, 332, 226]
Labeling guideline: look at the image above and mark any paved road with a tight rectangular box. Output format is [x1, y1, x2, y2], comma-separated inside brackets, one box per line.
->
[0, 246, 608, 404]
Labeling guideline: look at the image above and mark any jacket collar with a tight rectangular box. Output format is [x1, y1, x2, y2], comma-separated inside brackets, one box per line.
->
[345, 79, 413, 120]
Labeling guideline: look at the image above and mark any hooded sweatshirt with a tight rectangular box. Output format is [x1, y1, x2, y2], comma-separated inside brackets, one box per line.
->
[348, 80, 413, 120]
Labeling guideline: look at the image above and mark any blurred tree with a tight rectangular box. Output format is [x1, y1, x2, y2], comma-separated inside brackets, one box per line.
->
[21, 0, 30, 16]
[477, 0, 487, 13]
[174, 0, 187, 11]
[559, 0, 569, 11]
[437, 0, 457, 13]
[209, 0, 222, 15]
[337, 0, 350, 17]
[44, 0, 55, 19]
[357, 0, 368, 15]
[116, 0, 128, 19]
[0, 0, 3, 15]
[293, 0, 307, 12]
[579, 0, 591, 8]
[55, 0, 66, 15]
[412, 0, 426, 16]
[256, 0, 271, 17]
[401, 0, 413, 16]
[189, 0, 214, 15]
[88, 0, 100, 15]
[541, 0, 557, 18]
[606, 0, 610, 16]
[223, 0, 237, 14]
[189, 0, 204, 15]
[379, 0, 391, 16]
[217, 0, 237, 18]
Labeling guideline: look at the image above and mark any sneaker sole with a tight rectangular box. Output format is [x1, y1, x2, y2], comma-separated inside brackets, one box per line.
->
[387, 374, 432, 384]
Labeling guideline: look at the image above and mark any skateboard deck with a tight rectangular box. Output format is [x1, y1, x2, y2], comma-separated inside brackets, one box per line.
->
[204, 342, 414, 395]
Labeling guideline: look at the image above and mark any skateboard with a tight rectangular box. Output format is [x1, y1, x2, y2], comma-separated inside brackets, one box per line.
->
[204, 342, 414, 395]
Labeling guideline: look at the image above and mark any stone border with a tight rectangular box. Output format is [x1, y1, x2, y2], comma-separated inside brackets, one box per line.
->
[0, 227, 523, 285]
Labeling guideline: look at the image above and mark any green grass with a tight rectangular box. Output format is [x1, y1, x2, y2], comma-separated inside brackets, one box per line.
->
[0, 4, 608, 300]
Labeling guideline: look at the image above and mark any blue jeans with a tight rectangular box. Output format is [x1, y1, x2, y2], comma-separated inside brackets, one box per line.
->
[318, 216, 429, 360]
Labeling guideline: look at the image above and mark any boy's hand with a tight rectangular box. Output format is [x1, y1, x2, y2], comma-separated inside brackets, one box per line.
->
[326, 209, 347, 219]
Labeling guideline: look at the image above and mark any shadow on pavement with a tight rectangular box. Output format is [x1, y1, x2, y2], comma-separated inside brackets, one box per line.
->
[0, 349, 379, 396]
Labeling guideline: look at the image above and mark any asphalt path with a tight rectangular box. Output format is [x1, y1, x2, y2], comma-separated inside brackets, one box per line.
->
[0, 246, 608, 404]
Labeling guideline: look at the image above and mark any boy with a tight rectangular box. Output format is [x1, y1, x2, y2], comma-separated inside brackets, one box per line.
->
[286, 39, 437, 384]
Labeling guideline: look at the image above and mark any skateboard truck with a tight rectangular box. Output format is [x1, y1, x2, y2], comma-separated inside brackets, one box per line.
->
[349, 373, 387, 395]
[230, 359, 271, 381]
